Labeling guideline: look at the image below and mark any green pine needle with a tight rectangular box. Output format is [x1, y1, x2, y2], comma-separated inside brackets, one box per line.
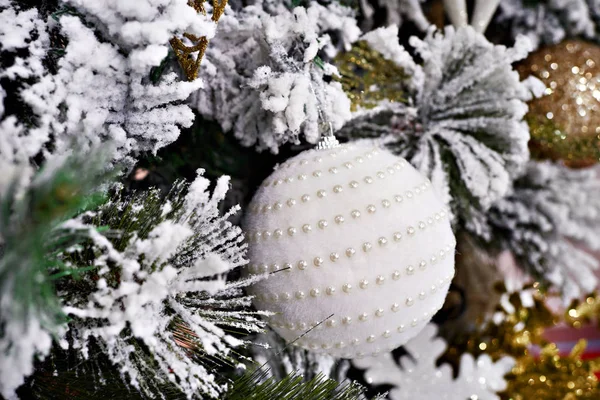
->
[0, 150, 113, 331]
[226, 369, 366, 400]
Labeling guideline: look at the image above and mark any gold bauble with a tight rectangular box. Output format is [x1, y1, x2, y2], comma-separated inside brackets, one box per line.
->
[517, 40, 600, 167]
[334, 41, 408, 111]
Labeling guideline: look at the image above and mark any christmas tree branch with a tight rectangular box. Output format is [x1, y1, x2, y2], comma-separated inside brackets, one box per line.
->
[226, 369, 369, 400]
[0, 150, 113, 397]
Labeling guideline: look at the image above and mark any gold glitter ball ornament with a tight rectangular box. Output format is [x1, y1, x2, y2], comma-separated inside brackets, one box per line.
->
[517, 40, 600, 167]
[334, 41, 408, 111]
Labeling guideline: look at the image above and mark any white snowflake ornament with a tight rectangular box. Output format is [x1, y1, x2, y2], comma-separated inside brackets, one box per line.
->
[353, 324, 515, 399]
[244, 140, 456, 358]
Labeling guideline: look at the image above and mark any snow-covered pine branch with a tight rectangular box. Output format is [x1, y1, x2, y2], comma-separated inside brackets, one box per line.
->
[194, 2, 360, 154]
[495, 0, 599, 49]
[56, 171, 266, 399]
[0, 0, 210, 167]
[0, 152, 109, 398]
[0, 2, 51, 165]
[0, 165, 266, 398]
[485, 161, 600, 300]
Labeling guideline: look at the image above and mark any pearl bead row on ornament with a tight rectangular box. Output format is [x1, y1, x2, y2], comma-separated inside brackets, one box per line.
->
[247, 207, 452, 276]
[269, 145, 367, 174]
[272, 145, 360, 174]
[292, 301, 448, 358]
[266, 273, 454, 332]
[252, 242, 454, 304]
[246, 181, 432, 243]
[248, 159, 412, 216]
[261, 147, 382, 188]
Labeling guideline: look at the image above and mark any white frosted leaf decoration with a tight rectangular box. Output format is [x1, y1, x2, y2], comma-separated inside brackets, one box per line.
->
[487, 161, 600, 300]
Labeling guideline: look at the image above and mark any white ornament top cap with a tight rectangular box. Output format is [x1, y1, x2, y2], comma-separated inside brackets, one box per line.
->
[317, 135, 340, 150]
[316, 122, 340, 150]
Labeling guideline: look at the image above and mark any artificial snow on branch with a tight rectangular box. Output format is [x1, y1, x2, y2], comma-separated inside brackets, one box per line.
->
[0, 163, 266, 398]
[339, 26, 537, 233]
[0, 2, 51, 165]
[56, 171, 265, 399]
[194, 3, 359, 153]
[0, 0, 212, 167]
[352, 324, 514, 400]
[484, 161, 600, 300]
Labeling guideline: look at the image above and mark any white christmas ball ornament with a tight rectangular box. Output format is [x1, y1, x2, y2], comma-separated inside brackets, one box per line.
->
[244, 141, 456, 358]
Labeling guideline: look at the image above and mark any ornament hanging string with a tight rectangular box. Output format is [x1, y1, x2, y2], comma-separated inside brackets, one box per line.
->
[296, 58, 340, 150]
[307, 72, 339, 149]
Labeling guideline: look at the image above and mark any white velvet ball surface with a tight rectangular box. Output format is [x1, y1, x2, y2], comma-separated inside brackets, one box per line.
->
[244, 141, 456, 358]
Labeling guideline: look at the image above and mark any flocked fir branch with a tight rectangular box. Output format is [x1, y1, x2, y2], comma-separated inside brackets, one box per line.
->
[484, 161, 600, 300]
[0, 151, 266, 398]
[0, 0, 212, 167]
[338, 25, 540, 234]
[194, 2, 360, 153]
[51, 170, 266, 399]
[352, 324, 515, 400]
[495, 0, 600, 49]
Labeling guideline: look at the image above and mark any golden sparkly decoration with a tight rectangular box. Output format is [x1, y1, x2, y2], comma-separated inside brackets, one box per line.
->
[565, 294, 600, 330]
[440, 285, 600, 399]
[517, 40, 600, 167]
[505, 340, 600, 400]
[334, 41, 408, 111]
[170, 0, 227, 81]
